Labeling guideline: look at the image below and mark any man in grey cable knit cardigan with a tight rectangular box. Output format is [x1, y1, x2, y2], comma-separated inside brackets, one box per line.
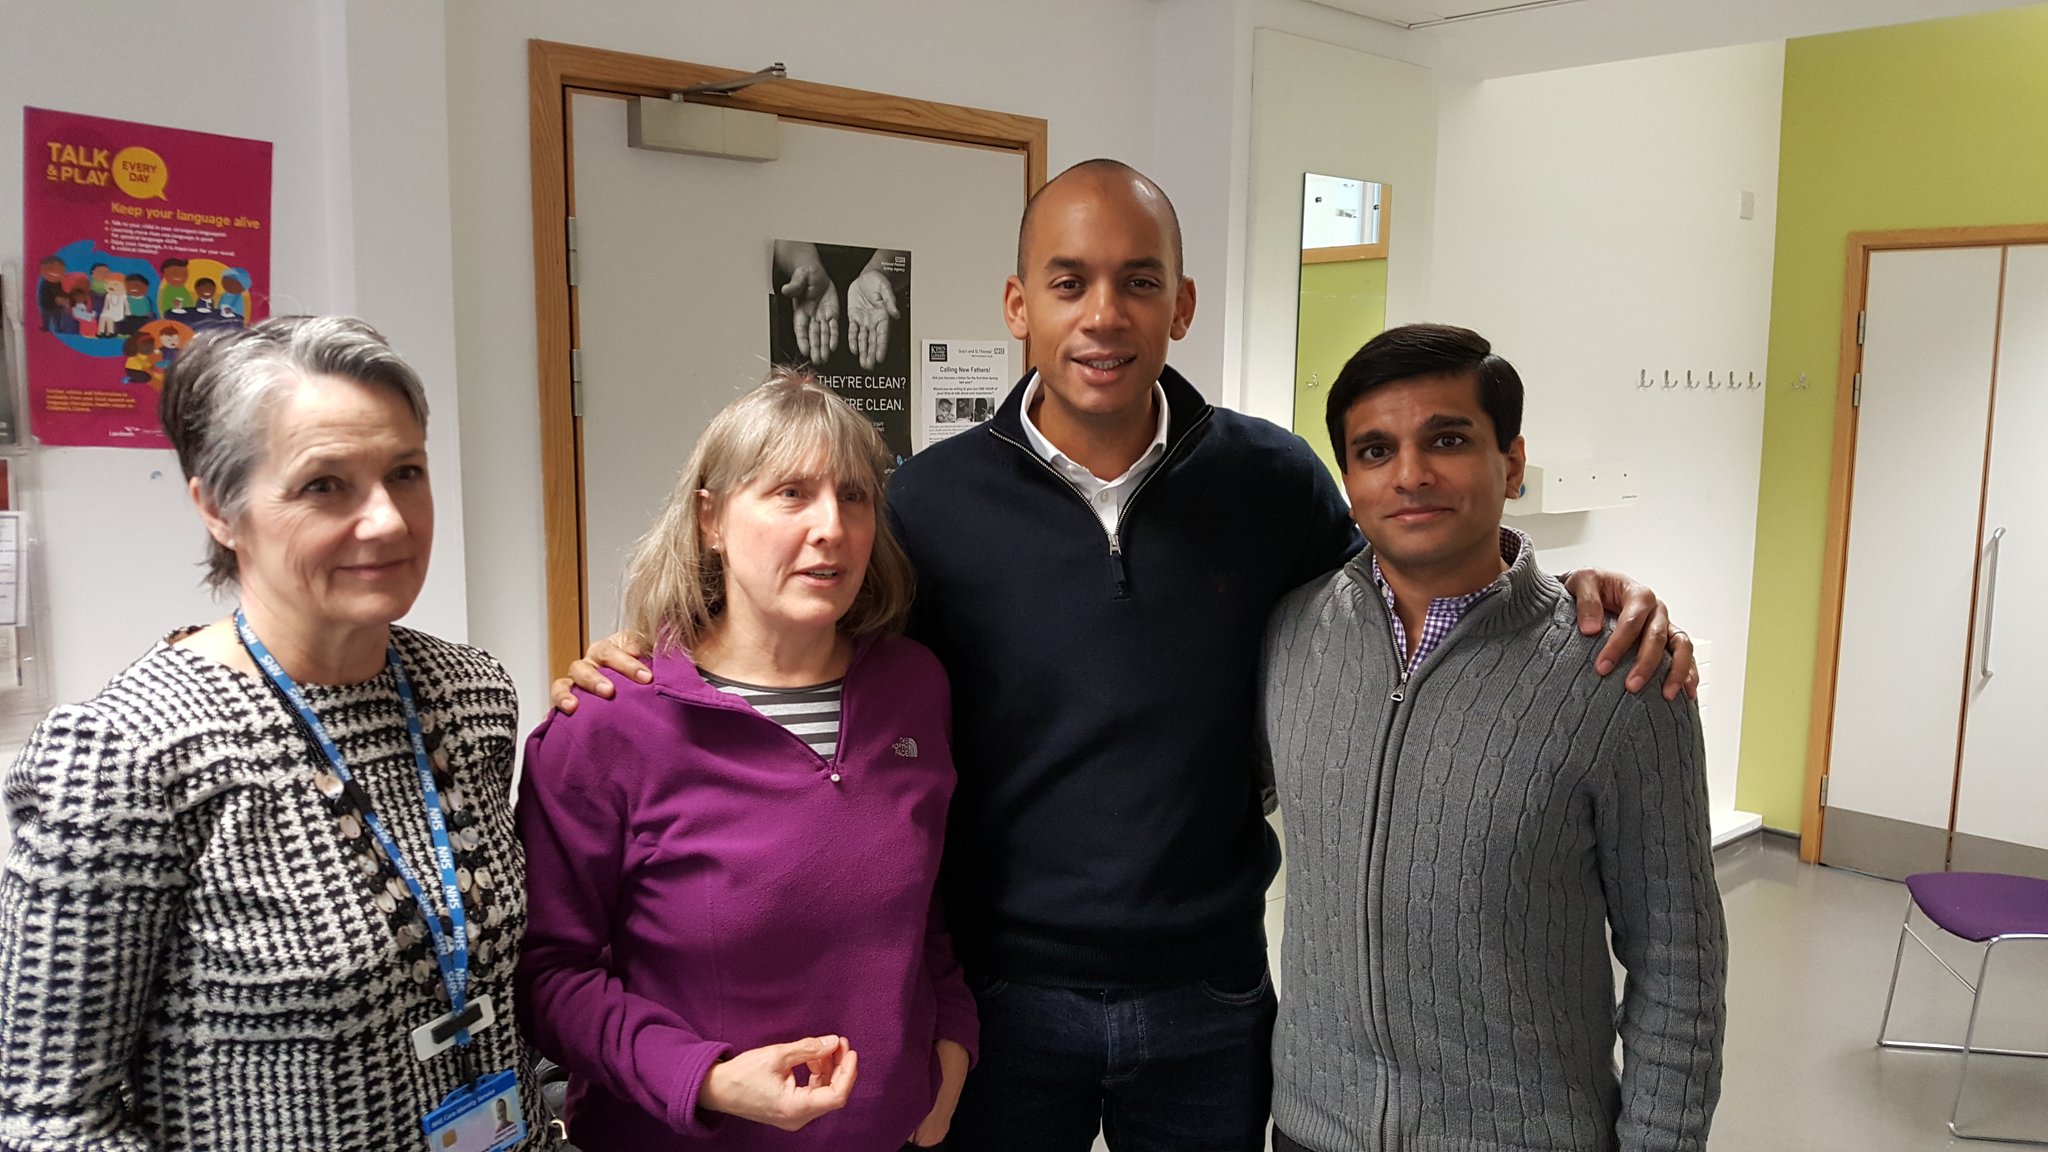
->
[1262, 324, 1727, 1152]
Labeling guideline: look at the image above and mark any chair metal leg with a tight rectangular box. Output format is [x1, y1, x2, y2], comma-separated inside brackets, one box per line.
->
[1945, 937, 2048, 1146]
[1878, 919, 2046, 1058]
[1877, 898, 1914, 1045]
[1877, 912, 2048, 1144]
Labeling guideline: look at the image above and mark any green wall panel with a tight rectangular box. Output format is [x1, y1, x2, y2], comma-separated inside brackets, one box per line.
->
[1739, 6, 2048, 830]
[1292, 258, 1388, 477]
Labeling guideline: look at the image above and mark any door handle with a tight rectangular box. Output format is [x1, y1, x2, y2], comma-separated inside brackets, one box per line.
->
[1980, 527, 2006, 683]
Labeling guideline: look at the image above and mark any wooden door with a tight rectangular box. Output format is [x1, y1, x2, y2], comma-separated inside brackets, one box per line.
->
[1952, 244, 2048, 878]
[527, 42, 1045, 670]
[1821, 245, 2002, 878]
[568, 92, 1025, 640]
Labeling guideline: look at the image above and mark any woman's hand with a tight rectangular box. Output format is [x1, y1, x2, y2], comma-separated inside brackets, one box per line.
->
[909, 1038, 970, 1146]
[1560, 569, 1698, 700]
[549, 630, 654, 714]
[699, 1035, 859, 1132]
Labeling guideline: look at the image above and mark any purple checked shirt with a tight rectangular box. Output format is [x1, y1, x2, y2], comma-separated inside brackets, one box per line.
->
[1373, 527, 1531, 675]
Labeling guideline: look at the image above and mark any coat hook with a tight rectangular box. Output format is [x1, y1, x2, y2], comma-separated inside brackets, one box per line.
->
[1687, 370, 1700, 389]
[1664, 370, 1677, 390]
[1707, 371, 1721, 390]
[1638, 369, 1652, 390]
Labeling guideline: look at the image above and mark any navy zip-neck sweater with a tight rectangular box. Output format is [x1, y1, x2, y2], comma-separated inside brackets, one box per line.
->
[886, 365, 1360, 986]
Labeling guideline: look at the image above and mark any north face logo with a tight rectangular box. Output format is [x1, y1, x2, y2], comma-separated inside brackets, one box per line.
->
[892, 738, 919, 758]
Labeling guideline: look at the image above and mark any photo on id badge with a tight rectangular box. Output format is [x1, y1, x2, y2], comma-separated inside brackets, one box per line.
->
[421, 1067, 525, 1152]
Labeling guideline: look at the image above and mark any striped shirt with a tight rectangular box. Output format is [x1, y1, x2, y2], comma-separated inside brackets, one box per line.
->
[1371, 526, 1530, 674]
[702, 673, 845, 758]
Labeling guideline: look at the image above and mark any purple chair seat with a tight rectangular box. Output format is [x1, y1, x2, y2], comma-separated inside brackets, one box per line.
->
[1906, 872, 2048, 942]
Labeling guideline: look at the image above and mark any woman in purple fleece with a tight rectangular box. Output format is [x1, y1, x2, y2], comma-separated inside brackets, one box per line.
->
[516, 374, 975, 1150]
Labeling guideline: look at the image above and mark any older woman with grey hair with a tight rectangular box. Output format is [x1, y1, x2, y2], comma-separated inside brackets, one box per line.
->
[0, 316, 535, 1151]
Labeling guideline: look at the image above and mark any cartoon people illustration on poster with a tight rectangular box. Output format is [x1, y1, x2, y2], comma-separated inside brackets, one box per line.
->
[31, 240, 254, 393]
[121, 333, 157, 383]
[35, 257, 66, 332]
[219, 274, 249, 321]
[158, 258, 195, 314]
[121, 273, 157, 333]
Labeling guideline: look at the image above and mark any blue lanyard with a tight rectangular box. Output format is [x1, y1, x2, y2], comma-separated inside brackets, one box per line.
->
[234, 610, 473, 1042]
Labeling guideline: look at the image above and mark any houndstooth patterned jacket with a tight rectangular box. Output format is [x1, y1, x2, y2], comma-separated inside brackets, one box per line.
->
[0, 627, 537, 1151]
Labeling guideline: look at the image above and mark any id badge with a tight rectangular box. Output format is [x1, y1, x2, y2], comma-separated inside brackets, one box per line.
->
[420, 1068, 526, 1152]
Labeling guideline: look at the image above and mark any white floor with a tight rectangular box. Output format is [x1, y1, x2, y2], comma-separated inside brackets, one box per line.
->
[1082, 831, 2048, 1151]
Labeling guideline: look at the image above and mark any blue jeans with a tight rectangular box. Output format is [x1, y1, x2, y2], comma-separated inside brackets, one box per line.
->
[947, 967, 1276, 1152]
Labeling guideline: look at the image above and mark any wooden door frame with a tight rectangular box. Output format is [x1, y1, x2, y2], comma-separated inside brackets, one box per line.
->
[1800, 222, 2048, 864]
[527, 39, 1047, 676]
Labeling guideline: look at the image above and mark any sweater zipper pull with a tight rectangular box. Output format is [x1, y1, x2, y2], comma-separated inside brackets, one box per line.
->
[1391, 670, 1408, 704]
[1108, 532, 1131, 599]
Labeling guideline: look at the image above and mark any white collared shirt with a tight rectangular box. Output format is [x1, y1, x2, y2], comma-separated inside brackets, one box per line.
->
[1018, 373, 1171, 534]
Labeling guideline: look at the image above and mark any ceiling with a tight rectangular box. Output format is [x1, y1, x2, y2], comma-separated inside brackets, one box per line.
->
[1307, 0, 1591, 30]
[1309, 0, 2046, 78]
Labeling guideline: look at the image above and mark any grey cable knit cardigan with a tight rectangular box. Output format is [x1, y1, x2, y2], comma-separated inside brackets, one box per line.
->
[1261, 544, 1726, 1152]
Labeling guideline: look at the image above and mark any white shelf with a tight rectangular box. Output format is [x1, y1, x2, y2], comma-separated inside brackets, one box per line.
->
[1711, 809, 1764, 848]
[1505, 463, 1641, 515]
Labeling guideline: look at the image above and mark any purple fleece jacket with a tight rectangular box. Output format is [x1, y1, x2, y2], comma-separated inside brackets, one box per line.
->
[516, 633, 977, 1150]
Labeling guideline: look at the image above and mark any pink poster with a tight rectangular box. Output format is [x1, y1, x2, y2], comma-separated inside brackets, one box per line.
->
[21, 108, 272, 448]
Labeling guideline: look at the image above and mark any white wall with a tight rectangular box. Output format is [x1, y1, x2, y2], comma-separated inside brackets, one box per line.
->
[1223, 20, 1784, 814]
[1240, 29, 1438, 430]
[2, 1, 339, 715]
[1428, 42, 1786, 812]
[0, 2, 466, 864]
[0, 0, 1863, 828]
[445, 0, 1442, 732]
[1154, 0, 1439, 412]
[343, 0, 471, 635]
[1422, 0, 2033, 79]
[431, 2, 1448, 721]
[3, 0, 1439, 779]
[0, 0, 467, 720]
[445, 0, 1181, 734]
[1150, 0, 1247, 393]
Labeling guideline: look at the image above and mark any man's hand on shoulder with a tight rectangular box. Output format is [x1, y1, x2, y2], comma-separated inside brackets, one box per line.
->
[550, 631, 654, 714]
[1560, 569, 1698, 701]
